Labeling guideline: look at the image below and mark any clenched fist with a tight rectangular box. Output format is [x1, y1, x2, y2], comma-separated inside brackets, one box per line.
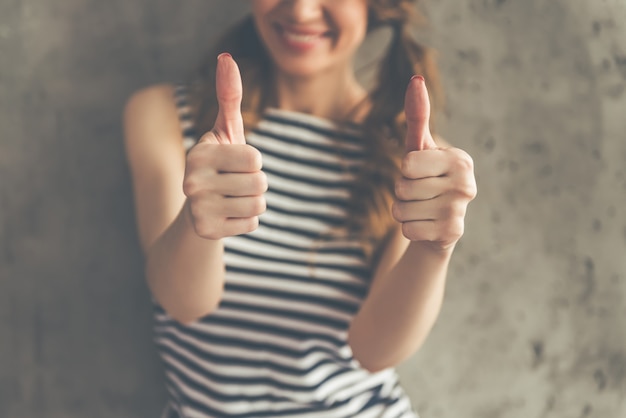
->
[183, 54, 267, 240]
[392, 76, 477, 250]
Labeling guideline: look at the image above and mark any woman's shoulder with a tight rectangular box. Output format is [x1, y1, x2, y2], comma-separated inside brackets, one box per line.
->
[123, 83, 187, 164]
[124, 83, 178, 127]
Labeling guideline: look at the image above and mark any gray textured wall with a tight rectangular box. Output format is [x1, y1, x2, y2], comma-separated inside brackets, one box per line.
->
[402, 1, 626, 417]
[1, 1, 624, 418]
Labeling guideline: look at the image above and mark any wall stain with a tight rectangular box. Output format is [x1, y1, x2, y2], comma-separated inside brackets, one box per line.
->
[592, 219, 602, 232]
[579, 257, 595, 303]
[606, 206, 616, 218]
[592, 18, 616, 36]
[538, 165, 553, 178]
[540, 395, 556, 418]
[532, 340, 544, 368]
[608, 352, 626, 385]
[610, 274, 620, 285]
[592, 21, 601, 35]
[606, 83, 624, 99]
[591, 148, 602, 160]
[593, 369, 607, 391]
[523, 141, 547, 155]
[456, 49, 482, 66]
[614, 54, 626, 80]
[484, 136, 495, 153]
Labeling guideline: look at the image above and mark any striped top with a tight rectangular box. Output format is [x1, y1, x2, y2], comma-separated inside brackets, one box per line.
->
[154, 86, 418, 418]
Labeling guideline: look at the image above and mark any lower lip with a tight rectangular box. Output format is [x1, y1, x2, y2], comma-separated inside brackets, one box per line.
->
[275, 27, 327, 53]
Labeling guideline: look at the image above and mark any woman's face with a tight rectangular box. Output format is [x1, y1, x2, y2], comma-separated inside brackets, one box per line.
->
[251, 0, 369, 78]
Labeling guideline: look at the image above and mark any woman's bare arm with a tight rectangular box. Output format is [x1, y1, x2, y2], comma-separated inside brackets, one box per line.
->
[123, 85, 225, 324]
[348, 228, 451, 372]
[348, 76, 476, 372]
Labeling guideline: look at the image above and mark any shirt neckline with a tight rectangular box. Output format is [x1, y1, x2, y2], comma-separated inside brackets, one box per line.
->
[263, 108, 363, 133]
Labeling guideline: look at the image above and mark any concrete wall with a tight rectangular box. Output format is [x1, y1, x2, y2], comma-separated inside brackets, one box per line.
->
[401, 1, 626, 418]
[1, 0, 624, 417]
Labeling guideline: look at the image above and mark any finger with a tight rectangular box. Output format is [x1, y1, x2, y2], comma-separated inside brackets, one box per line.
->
[191, 143, 262, 173]
[402, 220, 438, 242]
[222, 217, 260, 236]
[214, 172, 268, 197]
[194, 216, 259, 239]
[392, 196, 465, 223]
[213, 144, 262, 173]
[392, 200, 436, 223]
[401, 219, 464, 246]
[214, 53, 245, 144]
[405, 75, 437, 152]
[222, 196, 266, 218]
[401, 149, 448, 179]
[395, 177, 448, 201]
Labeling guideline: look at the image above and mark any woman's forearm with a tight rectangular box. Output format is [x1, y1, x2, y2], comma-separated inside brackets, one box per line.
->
[145, 200, 225, 324]
[348, 241, 453, 372]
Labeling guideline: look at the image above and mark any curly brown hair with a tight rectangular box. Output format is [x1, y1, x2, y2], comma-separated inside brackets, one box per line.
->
[189, 0, 442, 258]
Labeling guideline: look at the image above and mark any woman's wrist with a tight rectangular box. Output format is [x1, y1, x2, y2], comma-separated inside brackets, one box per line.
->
[409, 240, 456, 259]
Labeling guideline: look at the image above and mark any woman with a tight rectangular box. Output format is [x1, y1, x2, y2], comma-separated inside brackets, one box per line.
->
[123, 0, 476, 416]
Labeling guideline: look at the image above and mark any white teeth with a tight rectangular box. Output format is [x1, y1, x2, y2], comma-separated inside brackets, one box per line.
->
[284, 31, 318, 43]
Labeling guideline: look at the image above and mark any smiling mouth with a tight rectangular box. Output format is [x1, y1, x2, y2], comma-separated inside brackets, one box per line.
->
[274, 24, 331, 50]
[283, 31, 321, 43]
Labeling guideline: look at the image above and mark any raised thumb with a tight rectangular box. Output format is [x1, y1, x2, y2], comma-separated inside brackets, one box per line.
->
[405, 75, 437, 152]
[214, 53, 245, 144]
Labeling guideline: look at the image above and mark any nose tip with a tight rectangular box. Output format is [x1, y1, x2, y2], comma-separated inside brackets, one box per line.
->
[284, 0, 324, 22]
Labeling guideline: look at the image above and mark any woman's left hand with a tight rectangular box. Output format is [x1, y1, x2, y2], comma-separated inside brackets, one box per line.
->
[392, 76, 477, 250]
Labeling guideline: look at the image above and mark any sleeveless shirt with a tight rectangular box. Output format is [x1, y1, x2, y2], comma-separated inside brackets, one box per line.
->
[153, 85, 419, 418]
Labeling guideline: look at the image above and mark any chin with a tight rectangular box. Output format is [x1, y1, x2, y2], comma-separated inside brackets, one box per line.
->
[273, 61, 329, 78]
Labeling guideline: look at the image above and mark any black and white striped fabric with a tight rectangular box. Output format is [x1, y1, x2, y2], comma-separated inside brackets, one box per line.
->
[155, 86, 418, 418]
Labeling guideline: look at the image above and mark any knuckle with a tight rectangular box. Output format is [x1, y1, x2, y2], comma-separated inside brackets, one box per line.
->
[453, 178, 477, 200]
[182, 176, 197, 196]
[260, 171, 269, 192]
[451, 149, 474, 173]
[395, 180, 407, 200]
[401, 222, 411, 239]
[391, 201, 402, 221]
[246, 216, 260, 232]
[440, 220, 464, 241]
[447, 156, 476, 199]
[252, 196, 267, 215]
[466, 180, 478, 199]
[193, 219, 219, 240]
[400, 155, 414, 177]
[235, 217, 259, 236]
[451, 222, 465, 240]
[401, 222, 418, 241]
[244, 145, 263, 170]
[185, 147, 202, 168]
[252, 171, 269, 193]
[449, 201, 467, 219]
[188, 201, 205, 223]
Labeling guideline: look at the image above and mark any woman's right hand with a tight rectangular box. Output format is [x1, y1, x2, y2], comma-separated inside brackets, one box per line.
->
[183, 53, 267, 240]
